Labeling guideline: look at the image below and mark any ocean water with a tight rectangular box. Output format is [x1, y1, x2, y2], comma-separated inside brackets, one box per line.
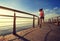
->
[0, 21, 32, 35]
[0, 21, 38, 36]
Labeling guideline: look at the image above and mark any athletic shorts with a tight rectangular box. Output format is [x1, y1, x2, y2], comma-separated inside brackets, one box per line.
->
[40, 17, 44, 19]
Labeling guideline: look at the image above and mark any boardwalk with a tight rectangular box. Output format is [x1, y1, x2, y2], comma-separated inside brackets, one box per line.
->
[0, 22, 60, 41]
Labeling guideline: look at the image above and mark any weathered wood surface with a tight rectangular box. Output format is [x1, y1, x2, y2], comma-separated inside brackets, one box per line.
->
[0, 23, 60, 41]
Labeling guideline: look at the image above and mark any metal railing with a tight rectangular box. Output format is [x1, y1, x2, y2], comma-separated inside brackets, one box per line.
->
[0, 6, 39, 35]
[48, 16, 60, 26]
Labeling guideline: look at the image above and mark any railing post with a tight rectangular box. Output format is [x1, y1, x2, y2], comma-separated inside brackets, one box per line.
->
[38, 17, 39, 26]
[52, 18, 53, 23]
[57, 17, 59, 26]
[13, 11, 16, 34]
[48, 19, 50, 23]
[33, 16, 35, 28]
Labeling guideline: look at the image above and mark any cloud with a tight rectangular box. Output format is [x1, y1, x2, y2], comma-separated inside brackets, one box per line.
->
[53, 7, 58, 10]
[44, 7, 60, 19]
[31, 10, 39, 16]
[45, 13, 59, 19]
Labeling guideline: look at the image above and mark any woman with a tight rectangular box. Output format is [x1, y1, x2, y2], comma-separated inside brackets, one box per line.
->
[39, 8, 44, 24]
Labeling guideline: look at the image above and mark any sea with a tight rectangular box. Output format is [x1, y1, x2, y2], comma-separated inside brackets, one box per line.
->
[0, 19, 38, 36]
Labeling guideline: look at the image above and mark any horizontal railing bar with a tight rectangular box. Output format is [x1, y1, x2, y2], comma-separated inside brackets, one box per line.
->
[0, 14, 13, 17]
[16, 16, 33, 19]
[0, 14, 33, 19]
[0, 6, 38, 17]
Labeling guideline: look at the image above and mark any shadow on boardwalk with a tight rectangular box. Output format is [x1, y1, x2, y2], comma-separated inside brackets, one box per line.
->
[13, 34, 30, 41]
[9, 28, 36, 41]
[44, 23, 60, 41]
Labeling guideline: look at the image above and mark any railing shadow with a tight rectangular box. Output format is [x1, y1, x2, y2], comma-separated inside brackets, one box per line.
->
[9, 28, 36, 41]
[23, 29, 36, 37]
[13, 33, 30, 41]
[44, 23, 52, 41]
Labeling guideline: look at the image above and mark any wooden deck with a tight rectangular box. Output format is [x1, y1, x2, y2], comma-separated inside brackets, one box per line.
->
[0, 22, 60, 41]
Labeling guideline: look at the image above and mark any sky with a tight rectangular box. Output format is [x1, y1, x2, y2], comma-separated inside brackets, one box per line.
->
[0, 0, 60, 19]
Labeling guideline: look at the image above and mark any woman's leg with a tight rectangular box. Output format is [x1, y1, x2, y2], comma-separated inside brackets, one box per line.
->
[42, 18, 44, 23]
[40, 19, 42, 24]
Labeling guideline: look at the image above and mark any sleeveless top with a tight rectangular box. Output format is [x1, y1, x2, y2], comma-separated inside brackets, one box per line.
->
[40, 11, 44, 17]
